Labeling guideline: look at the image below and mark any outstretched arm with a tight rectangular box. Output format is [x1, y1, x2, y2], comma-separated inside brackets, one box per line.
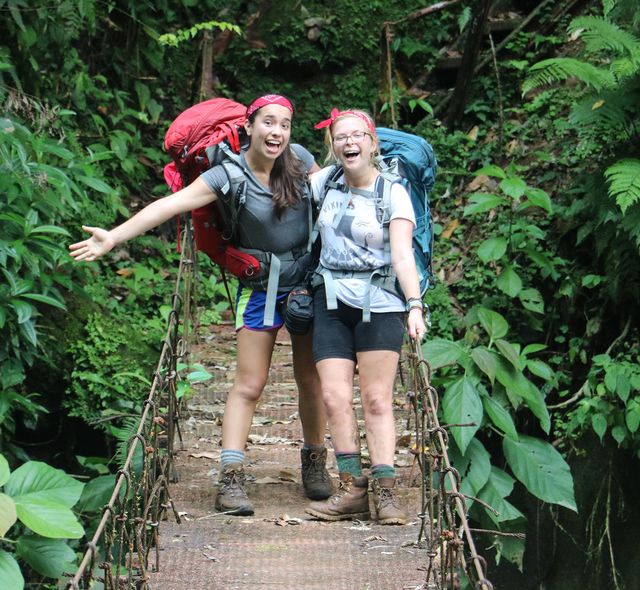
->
[69, 177, 216, 262]
[389, 217, 427, 341]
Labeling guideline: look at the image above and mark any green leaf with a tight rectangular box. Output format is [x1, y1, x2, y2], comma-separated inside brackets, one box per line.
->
[0, 493, 17, 536]
[495, 360, 550, 433]
[471, 347, 499, 384]
[421, 338, 466, 369]
[10, 300, 33, 324]
[495, 339, 520, 369]
[518, 288, 545, 314]
[626, 404, 640, 433]
[443, 377, 483, 454]
[526, 359, 554, 381]
[30, 225, 70, 237]
[5, 462, 84, 508]
[523, 343, 546, 356]
[611, 426, 626, 446]
[14, 498, 84, 539]
[477, 307, 509, 340]
[592, 413, 607, 441]
[474, 165, 506, 179]
[77, 175, 114, 194]
[503, 435, 577, 511]
[604, 158, 640, 214]
[0, 550, 24, 590]
[460, 438, 491, 498]
[463, 193, 508, 215]
[482, 395, 519, 440]
[522, 187, 552, 213]
[477, 468, 525, 524]
[497, 265, 522, 297]
[0, 454, 10, 486]
[19, 293, 66, 310]
[16, 536, 77, 579]
[477, 237, 508, 262]
[76, 475, 117, 513]
[499, 177, 527, 200]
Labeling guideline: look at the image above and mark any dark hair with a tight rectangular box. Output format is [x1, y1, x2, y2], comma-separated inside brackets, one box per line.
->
[247, 97, 306, 218]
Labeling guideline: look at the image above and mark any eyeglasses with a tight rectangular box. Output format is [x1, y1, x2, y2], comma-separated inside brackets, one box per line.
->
[332, 130, 372, 145]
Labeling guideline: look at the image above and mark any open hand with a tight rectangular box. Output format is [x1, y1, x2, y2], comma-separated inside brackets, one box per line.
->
[68, 225, 116, 262]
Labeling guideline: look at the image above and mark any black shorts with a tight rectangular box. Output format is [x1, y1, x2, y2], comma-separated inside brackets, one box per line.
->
[312, 287, 406, 362]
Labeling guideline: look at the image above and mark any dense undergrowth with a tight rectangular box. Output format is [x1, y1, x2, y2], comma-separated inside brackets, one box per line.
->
[0, 0, 638, 588]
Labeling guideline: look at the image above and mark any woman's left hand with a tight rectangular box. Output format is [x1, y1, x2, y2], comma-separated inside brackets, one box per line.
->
[408, 307, 427, 342]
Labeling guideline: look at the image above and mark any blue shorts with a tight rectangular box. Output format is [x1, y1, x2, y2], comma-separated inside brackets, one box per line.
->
[235, 286, 289, 331]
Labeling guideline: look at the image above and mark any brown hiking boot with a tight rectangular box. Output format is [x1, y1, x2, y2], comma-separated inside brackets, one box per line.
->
[301, 448, 333, 500]
[214, 463, 254, 516]
[372, 477, 407, 525]
[305, 472, 370, 521]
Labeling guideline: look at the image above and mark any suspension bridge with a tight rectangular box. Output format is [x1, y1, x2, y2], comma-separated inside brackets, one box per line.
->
[63, 238, 493, 590]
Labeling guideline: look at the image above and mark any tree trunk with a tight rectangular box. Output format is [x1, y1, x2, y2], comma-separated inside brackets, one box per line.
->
[444, 0, 491, 130]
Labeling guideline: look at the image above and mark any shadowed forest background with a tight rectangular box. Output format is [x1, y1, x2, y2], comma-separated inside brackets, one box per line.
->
[1, 0, 639, 588]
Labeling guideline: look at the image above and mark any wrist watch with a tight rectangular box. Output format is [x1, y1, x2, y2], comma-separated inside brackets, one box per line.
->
[405, 297, 424, 312]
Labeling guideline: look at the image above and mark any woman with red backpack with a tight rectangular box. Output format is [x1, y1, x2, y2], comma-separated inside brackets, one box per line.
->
[69, 94, 333, 516]
[305, 109, 427, 525]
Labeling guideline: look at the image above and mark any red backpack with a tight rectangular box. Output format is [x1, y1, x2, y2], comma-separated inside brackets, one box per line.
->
[163, 97, 261, 279]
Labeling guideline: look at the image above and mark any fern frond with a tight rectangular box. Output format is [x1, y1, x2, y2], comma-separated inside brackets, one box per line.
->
[569, 91, 635, 133]
[610, 56, 640, 80]
[604, 158, 640, 213]
[523, 58, 615, 95]
[569, 16, 640, 57]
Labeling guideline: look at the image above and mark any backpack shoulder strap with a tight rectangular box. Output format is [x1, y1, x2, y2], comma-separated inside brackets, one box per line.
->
[219, 158, 249, 241]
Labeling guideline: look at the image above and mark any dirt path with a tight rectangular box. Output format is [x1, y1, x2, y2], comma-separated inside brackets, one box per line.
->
[147, 321, 429, 590]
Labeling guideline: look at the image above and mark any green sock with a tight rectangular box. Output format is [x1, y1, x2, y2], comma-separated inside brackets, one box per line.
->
[371, 464, 395, 480]
[335, 452, 363, 476]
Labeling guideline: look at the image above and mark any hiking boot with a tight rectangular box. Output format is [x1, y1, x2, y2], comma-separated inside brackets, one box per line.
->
[214, 463, 254, 516]
[372, 477, 407, 525]
[305, 472, 370, 521]
[301, 448, 333, 500]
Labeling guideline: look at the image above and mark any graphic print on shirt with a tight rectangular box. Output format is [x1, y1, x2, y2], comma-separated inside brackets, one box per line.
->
[317, 191, 387, 271]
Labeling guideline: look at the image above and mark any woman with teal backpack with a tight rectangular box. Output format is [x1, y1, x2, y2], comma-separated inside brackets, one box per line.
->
[69, 94, 333, 516]
[305, 108, 427, 525]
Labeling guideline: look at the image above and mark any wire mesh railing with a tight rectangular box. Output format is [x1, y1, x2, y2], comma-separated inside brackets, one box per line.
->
[403, 340, 494, 590]
[65, 234, 196, 590]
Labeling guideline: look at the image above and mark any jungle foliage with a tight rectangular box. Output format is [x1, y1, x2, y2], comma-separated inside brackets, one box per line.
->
[0, 0, 639, 588]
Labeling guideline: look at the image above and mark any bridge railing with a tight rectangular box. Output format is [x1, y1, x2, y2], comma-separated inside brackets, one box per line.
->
[65, 234, 196, 589]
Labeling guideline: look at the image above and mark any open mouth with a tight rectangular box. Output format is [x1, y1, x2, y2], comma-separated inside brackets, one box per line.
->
[343, 148, 360, 162]
[265, 139, 281, 151]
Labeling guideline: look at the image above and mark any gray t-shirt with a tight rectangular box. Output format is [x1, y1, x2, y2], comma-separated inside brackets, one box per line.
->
[200, 143, 314, 253]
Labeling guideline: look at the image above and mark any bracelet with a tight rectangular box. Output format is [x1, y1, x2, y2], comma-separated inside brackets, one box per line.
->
[405, 297, 424, 312]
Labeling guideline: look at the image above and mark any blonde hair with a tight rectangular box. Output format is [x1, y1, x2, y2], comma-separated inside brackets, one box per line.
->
[322, 109, 379, 166]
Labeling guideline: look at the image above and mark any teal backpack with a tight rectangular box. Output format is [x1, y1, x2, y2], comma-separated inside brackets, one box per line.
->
[313, 127, 437, 321]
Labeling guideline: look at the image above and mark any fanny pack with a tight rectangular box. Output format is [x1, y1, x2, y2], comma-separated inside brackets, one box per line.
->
[284, 285, 314, 335]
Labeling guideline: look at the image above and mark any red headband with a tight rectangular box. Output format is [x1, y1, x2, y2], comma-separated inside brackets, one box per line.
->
[246, 94, 294, 119]
[314, 108, 376, 135]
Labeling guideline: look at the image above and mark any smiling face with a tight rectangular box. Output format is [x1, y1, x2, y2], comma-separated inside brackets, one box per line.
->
[245, 104, 292, 160]
[331, 115, 377, 174]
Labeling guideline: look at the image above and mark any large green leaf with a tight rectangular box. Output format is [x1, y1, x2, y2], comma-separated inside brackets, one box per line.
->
[477, 468, 525, 524]
[443, 377, 483, 454]
[499, 177, 527, 200]
[495, 339, 520, 369]
[503, 435, 577, 511]
[459, 438, 491, 498]
[477, 307, 509, 340]
[482, 395, 519, 440]
[14, 498, 84, 539]
[495, 360, 550, 433]
[421, 338, 466, 369]
[0, 454, 9, 486]
[477, 237, 507, 262]
[0, 550, 24, 590]
[0, 493, 18, 536]
[463, 193, 508, 215]
[5, 462, 84, 508]
[76, 474, 117, 513]
[496, 265, 522, 297]
[471, 347, 499, 384]
[16, 536, 77, 579]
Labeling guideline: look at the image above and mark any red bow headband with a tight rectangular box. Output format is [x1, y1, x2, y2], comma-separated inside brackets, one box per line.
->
[246, 94, 294, 119]
[314, 108, 376, 135]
